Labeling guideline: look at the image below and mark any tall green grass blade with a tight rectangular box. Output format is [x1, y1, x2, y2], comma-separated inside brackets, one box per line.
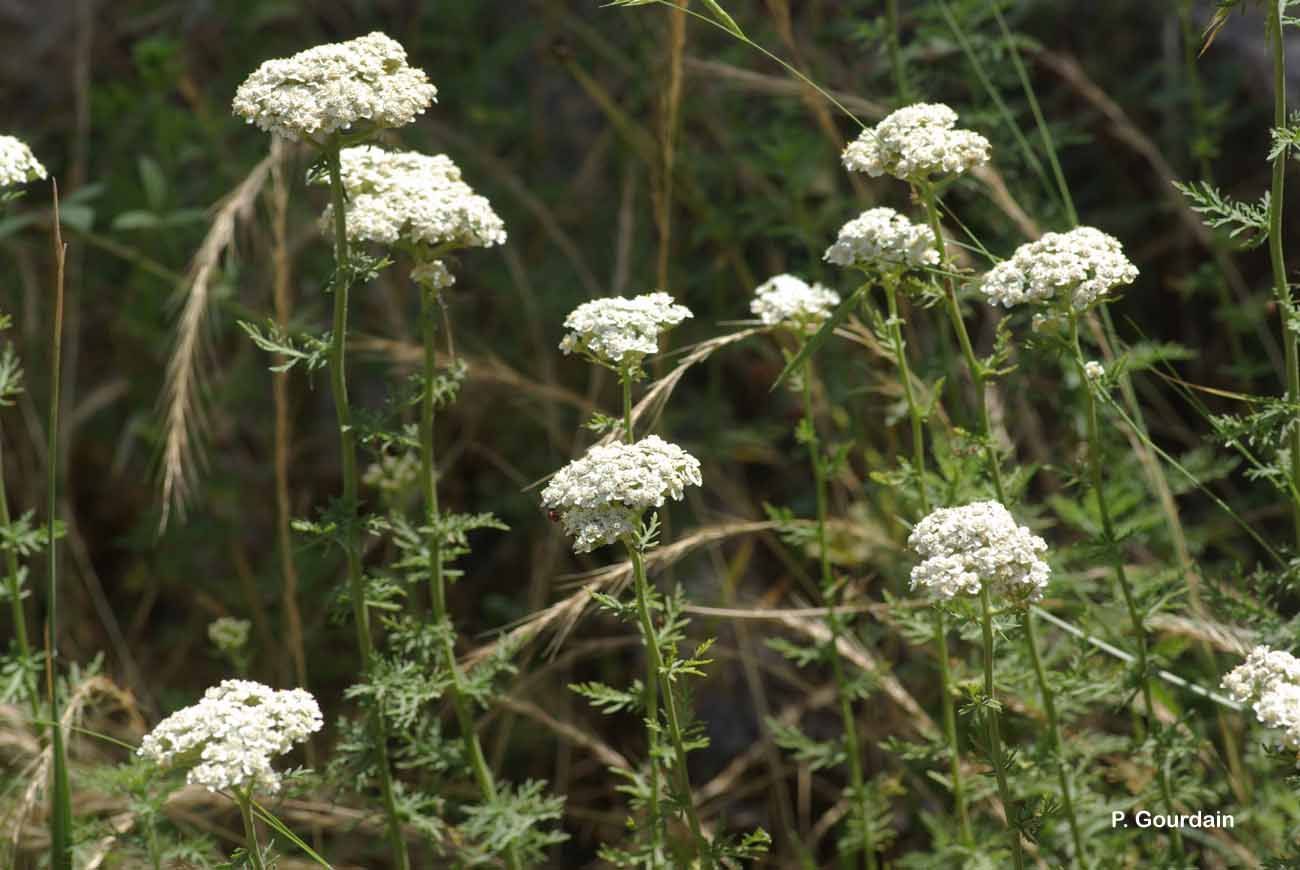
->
[770, 283, 869, 391]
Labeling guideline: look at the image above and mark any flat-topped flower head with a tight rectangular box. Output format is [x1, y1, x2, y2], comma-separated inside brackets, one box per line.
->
[842, 103, 990, 182]
[541, 435, 702, 553]
[0, 135, 47, 189]
[1224, 647, 1300, 752]
[233, 32, 437, 142]
[138, 679, 323, 794]
[824, 207, 939, 273]
[908, 500, 1050, 603]
[559, 292, 692, 372]
[979, 227, 1138, 311]
[750, 274, 841, 333]
[321, 146, 505, 250]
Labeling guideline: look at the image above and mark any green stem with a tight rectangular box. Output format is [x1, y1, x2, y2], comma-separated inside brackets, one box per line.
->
[978, 587, 1024, 869]
[630, 545, 711, 867]
[47, 186, 71, 870]
[323, 142, 409, 870]
[800, 359, 876, 870]
[1266, 0, 1300, 549]
[0, 430, 38, 724]
[420, 288, 522, 870]
[1020, 611, 1086, 867]
[880, 275, 973, 847]
[885, 0, 908, 103]
[919, 185, 1005, 502]
[237, 792, 267, 870]
[1070, 315, 1182, 854]
[622, 373, 665, 866]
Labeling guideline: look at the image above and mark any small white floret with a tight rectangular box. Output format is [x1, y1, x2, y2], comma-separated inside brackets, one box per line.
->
[559, 292, 692, 370]
[0, 135, 47, 189]
[750, 274, 841, 332]
[824, 207, 939, 272]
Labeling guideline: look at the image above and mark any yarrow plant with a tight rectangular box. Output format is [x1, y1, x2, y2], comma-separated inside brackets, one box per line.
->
[749, 273, 840, 333]
[541, 435, 702, 553]
[0, 134, 47, 190]
[841, 103, 990, 182]
[139, 680, 322, 869]
[978, 226, 1139, 311]
[232, 32, 437, 142]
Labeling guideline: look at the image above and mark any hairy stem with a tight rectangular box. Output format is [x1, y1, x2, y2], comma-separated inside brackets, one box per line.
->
[623, 373, 665, 865]
[880, 275, 972, 847]
[323, 142, 409, 870]
[1020, 611, 1086, 867]
[801, 358, 876, 870]
[630, 545, 711, 867]
[1070, 314, 1182, 854]
[978, 586, 1024, 869]
[237, 792, 266, 870]
[420, 287, 522, 870]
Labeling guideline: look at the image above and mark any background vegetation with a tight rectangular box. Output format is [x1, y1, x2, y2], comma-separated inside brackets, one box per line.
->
[3, 0, 1299, 866]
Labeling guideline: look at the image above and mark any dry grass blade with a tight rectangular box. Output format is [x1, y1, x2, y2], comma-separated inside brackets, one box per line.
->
[598, 328, 762, 446]
[157, 147, 281, 529]
[462, 520, 775, 667]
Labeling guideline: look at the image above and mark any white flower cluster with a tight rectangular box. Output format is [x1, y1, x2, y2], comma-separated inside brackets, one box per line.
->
[233, 32, 437, 141]
[824, 207, 939, 272]
[1223, 647, 1300, 751]
[559, 292, 692, 369]
[207, 617, 250, 654]
[842, 103, 990, 181]
[541, 435, 702, 553]
[750, 274, 841, 332]
[0, 135, 47, 189]
[323, 146, 506, 250]
[138, 679, 323, 794]
[1083, 360, 1105, 381]
[978, 227, 1138, 311]
[908, 500, 1050, 602]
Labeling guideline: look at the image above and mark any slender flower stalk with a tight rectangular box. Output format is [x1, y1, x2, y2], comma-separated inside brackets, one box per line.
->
[323, 140, 410, 870]
[1069, 314, 1182, 855]
[800, 358, 876, 870]
[879, 272, 972, 847]
[0, 433, 37, 723]
[621, 371, 665, 866]
[629, 544, 711, 867]
[1265, 0, 1300, 548]
[419, 285, 523, 870]
[236, 792, 266, 870]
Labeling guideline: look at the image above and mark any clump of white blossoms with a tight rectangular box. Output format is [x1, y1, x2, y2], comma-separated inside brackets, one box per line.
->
[322, 146, 506, 250]
[908, 500, 1050, 602]
[1084, 360, 1105, 381]
[233, 32, 437, 142]
[979, 227, 1138, 311]
[138, 679, 323, 793]
[1224, 646, 1300, 751]
[842, 103, 990, 181]
[207, 617, 251, 655]
[0, 135, 47, 189]
[542, 435, 702, 553]
[750, 274, 841, 333]
[559, 292, 692, 370]
[824, 207, 939, 272]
